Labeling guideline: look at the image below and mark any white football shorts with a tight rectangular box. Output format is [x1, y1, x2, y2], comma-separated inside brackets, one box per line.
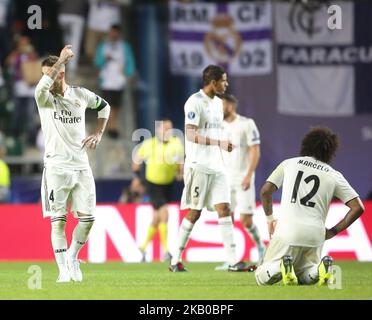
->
[41, 166, 96, 218]
[255, 235, 323, 285]
[229, 176, 256, 215]
[181, 167, 230, 211]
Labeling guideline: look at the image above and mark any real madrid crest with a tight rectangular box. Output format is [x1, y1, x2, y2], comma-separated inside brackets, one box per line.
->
[204, 14, 242, 64]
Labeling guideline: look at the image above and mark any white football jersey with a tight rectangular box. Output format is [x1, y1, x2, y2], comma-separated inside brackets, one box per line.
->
[184, 89, 225, 174]
[267, 156, 358, 247]
[223, 114, 260, 185]
[35, 75, 107, 169]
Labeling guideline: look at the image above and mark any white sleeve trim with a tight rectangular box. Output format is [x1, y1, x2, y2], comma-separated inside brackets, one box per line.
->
[98, 103, 110, 119]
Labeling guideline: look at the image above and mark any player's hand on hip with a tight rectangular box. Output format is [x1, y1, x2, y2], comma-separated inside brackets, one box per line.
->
[82, 133, 102, 150]
[325, 228, 337, 240]
[59, 45, 74, 64]
[267, 220, 277, 239]
[219, 140, 235, 152]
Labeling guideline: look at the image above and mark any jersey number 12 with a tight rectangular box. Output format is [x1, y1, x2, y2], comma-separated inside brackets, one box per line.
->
[291, 171, 320, 208]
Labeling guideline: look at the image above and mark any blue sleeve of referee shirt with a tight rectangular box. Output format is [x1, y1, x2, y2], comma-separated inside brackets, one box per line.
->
[95, 42, 105, 69]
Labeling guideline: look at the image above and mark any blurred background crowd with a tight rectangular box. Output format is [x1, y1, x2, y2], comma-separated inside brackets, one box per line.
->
[0, 0, 174, 204]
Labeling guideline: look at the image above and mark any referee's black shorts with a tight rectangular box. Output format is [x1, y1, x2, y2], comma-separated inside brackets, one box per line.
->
[146, 180, 173, 210]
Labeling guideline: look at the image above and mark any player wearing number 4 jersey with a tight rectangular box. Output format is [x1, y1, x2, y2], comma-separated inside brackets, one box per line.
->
[255, 127, 364, 286]
[35, 45, 110, 283]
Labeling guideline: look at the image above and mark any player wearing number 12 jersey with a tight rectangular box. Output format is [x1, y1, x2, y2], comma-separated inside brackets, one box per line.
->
[256, 127, 364, 286]
[35, 45, 110, 283]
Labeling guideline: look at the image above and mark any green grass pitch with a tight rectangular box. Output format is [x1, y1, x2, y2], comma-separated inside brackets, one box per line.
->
[0, 261, 372, 300]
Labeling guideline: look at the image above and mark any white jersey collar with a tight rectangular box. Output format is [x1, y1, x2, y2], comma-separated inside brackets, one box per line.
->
[199, 89, 214, 101]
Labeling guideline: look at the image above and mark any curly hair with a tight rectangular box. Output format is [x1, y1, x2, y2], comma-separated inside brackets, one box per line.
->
[300, 126, 339, 164]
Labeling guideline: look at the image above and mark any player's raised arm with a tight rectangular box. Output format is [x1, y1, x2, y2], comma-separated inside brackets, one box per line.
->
[46, 45, 74, 80]
[35, 45, 74, 107]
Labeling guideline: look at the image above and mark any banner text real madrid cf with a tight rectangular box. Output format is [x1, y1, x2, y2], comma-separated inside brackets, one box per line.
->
[169, 0, 272, 76]
[0, 202, 372, 262]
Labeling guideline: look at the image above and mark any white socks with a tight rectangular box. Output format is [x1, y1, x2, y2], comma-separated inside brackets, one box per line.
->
[51, 217, 68, 274]
[69, 217, 95, 260]
[255, 262, 282, 285]
[246, 224, 264, 249]
[171, 218, 194, 265]
[171, 216, 238, 266]
[218, 216, 237, 266]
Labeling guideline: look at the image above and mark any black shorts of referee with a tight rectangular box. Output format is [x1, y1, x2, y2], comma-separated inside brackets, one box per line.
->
[146, 180, 172, 210]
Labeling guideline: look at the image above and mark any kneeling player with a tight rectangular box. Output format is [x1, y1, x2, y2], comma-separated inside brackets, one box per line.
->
[255, 127, 364, 286]
[35, 45, 110, 282]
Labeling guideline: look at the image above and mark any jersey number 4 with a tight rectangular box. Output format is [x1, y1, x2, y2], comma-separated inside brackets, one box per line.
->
[49, 190, 54, 202]
[291, 171, 320, 208]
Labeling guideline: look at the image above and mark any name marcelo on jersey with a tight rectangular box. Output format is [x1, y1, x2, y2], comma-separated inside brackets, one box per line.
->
[53, 110, 82, 124]
[298, 159, 329, 172]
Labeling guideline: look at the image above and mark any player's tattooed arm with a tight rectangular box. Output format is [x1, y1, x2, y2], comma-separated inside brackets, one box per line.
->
[46, 45, 74, 81]
[260, 181, 278, 238]
[325, 197, 365, 240]
[82, 118, 107, 150]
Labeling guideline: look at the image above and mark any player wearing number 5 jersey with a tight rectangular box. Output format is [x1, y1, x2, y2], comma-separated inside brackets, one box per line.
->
[169, 65, 247, 272]
[35, 45, 110, 283]
[255, 127, 364, 286]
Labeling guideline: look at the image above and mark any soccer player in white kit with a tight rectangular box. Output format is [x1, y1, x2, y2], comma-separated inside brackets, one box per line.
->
[34, 45, 111, 282]
[215, 94, 265, 271]
[256, 127, 364, 286]
[169, 65, 248, 272]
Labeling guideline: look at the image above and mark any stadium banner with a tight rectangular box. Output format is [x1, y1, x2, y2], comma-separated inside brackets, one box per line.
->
[0, 202, 372, 262]
[276, 1, 372, 116]
[169, 0, 272, 76]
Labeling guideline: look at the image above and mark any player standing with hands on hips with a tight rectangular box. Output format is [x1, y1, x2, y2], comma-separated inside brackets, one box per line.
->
[169, 65, 248, 272]
[34, 45, 111, 282]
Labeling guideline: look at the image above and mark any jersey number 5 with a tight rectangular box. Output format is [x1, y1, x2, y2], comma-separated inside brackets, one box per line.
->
[291, 171, 320, 208]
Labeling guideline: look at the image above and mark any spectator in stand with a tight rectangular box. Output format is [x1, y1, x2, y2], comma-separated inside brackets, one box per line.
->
[58, 0, 88, 73]
[0, 64, 4, 90]
[0, 0, 11, 64]
[5, 35, 40, 147]
[95, 24, 135, 139]
[12, 0, 63, 56]
[0, 131, 10, 203]
[85, 0, 125, 62]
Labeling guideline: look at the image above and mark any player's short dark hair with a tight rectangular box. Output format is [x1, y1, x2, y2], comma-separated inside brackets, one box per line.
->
[202, 65, 226, 86]
[300, 126, 339, 164]
[220, 93, 238, 106]
[41, 55, 59, 67]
